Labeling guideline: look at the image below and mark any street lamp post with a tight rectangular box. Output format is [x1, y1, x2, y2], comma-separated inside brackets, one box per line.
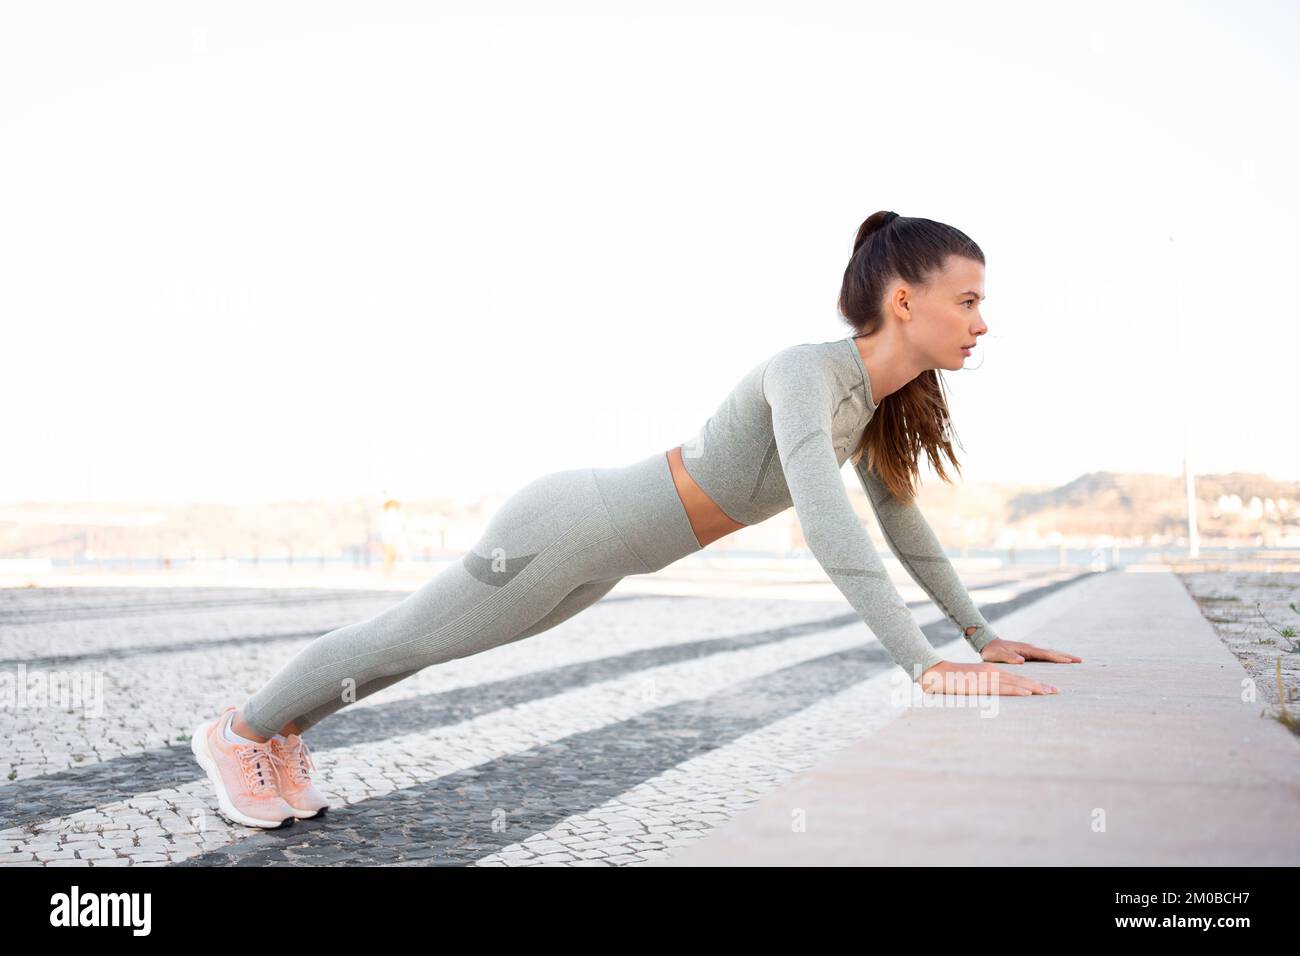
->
[1170, 233, 1200, 559]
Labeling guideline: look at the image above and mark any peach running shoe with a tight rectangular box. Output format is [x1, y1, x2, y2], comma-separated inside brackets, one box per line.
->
[190, 705, 297, 829]
[269, 733, 330, 818]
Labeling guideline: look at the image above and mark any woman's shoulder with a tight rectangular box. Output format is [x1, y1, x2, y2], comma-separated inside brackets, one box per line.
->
[763, 336, 853, 384]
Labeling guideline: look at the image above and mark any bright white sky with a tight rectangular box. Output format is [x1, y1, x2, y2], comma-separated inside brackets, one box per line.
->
[3, 0, 1296, 505]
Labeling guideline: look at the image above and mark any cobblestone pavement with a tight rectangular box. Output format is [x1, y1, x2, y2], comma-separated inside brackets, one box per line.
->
[0, 569, 1087, 866]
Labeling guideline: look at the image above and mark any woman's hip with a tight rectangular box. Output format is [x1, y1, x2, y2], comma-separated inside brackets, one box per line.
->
[466, 465, 639, 584]
[467, 451, 702, 583]
[590, 450, 703, 574]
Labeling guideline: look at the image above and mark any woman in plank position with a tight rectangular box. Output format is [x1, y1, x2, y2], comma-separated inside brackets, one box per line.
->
[191, 210, 1082, 829]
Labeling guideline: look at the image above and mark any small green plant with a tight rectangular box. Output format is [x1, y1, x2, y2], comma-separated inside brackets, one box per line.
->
[1256, 603, 1300, 653]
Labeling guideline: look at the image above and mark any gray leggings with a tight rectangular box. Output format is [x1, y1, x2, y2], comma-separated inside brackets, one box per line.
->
[240, 450, 704, 738]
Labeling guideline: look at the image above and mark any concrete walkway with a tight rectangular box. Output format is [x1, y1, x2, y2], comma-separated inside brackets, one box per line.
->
[658, 568, 1300, 865]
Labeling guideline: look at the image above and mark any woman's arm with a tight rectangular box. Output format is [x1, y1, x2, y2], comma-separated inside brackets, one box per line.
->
[763, 348, 944, 683]
[851, 459, 999, 655]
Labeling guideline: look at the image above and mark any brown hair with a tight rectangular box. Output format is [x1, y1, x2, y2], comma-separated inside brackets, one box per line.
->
[840, 210, 984, 505]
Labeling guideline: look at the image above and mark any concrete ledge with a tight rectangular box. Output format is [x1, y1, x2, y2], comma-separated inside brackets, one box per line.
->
[658, 568, 1300, 865]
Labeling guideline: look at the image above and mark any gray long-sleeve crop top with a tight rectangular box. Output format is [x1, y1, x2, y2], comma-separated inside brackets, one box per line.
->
[678, 333, 998, 681]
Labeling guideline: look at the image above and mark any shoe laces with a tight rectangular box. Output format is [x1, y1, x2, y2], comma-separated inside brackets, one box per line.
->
[273, 736, 317, 785]
[234, 741, 287, 795]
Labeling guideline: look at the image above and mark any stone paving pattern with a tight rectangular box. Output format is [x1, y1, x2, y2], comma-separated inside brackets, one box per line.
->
[1, 569, 1086, 866]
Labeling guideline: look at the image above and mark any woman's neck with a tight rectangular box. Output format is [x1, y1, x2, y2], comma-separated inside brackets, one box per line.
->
[852, 331, 925, 405]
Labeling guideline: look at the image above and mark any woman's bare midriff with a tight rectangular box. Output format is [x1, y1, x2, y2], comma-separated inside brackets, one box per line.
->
[665, 445, 747, 548]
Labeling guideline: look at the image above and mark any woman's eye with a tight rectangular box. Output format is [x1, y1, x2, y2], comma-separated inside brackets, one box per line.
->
[963, 300, 975, 308]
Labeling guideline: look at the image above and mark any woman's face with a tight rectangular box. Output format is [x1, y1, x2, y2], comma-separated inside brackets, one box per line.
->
[892, 255, 988, 371]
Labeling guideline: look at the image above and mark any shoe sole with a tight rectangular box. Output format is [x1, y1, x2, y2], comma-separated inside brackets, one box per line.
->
[190, 719, 295, 829]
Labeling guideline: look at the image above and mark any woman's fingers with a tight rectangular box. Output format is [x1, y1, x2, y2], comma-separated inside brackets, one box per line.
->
[926, 667, 1059, 696]
[1010, 642, 1084, 664]
[982, 669, 1056, 695]
[1001, 671, 1059, 695]
[1030, 645, 1083, 663]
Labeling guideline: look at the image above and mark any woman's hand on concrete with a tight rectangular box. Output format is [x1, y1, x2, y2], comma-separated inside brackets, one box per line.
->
[979, 637, 1083, 666]
[919, 660, 1059, 696]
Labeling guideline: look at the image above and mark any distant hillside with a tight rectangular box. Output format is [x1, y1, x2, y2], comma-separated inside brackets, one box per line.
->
[908, 470, 1300, 548]
[1003, 470, 1298, 541]
[1, 470, 1298, 561]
